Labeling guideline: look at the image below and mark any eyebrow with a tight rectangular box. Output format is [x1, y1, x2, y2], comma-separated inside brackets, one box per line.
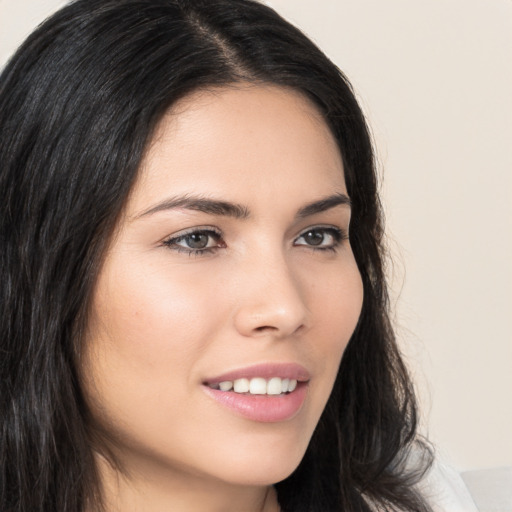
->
[136, 192, 351, 220]
[296, 193, 351, 218]
[137, 194, 250, 219]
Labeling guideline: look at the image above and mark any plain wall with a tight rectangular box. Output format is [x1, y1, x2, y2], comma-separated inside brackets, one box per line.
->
[1, 0, 511, 471]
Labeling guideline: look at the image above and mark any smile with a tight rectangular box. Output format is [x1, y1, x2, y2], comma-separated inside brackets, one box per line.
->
[207, 377, 298, 395]
[202, 363, 310, 422]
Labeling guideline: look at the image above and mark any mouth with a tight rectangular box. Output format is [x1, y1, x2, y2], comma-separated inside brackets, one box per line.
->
[205, 376, 299, 396]
[202, 363, 310, 422]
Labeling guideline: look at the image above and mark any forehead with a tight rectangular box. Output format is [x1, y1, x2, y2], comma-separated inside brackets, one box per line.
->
[129, 84, 346, 214]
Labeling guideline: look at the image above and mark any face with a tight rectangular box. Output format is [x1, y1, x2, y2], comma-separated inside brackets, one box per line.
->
[83, 85, 363, 490]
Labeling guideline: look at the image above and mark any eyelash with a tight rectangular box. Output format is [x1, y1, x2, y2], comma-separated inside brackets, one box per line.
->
[162, 228, 224, 256]
[162, 226, 348, 257]
[294, 226, 348, 252]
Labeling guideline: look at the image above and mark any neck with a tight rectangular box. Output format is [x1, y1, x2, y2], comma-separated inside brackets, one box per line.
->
[92, 452, 280, 512]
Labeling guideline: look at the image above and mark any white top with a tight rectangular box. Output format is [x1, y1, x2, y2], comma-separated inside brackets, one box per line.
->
[421, 461, 512, 512]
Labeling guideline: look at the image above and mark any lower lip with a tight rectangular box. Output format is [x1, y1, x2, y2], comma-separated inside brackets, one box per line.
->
[203, 383, 308, 423]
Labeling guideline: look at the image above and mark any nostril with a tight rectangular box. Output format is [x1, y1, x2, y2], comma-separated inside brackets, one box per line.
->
[254, 325, 278, 333]
[253, 324, 305, 336]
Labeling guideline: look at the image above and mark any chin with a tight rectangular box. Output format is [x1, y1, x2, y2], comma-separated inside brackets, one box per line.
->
[198, 430, 310, 487]
[215, 457, 303, 488]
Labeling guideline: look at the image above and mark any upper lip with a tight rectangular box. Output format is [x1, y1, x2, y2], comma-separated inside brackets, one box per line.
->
[203, 363, 310, 386]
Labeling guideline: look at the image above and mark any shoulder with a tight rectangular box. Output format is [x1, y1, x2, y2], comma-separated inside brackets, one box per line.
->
[419, 459, 512, 512]
[420, 458, 478, 511]
[461, 467, 512, 512]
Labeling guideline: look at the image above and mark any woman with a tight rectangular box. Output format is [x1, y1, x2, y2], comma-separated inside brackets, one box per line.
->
[0, 0, 433, 510]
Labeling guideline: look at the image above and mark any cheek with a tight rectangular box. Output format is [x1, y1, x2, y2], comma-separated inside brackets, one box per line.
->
[307, 256, 363, 350]
[89, 255, 221, 370]
[299, 256, 364, 414]
[81, 255, 224, 440]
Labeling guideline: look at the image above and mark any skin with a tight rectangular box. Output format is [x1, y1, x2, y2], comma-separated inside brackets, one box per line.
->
[82, 84, 364, 512]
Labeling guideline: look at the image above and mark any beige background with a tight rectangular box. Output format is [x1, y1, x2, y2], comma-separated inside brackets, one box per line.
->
[1, 0, 511, 471]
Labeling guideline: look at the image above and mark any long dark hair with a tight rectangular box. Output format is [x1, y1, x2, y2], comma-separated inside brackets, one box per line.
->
[0, 0, 432, 510]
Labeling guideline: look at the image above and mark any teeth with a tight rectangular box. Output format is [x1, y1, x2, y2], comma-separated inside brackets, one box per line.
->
[249, 377, 267, 394]
[218, 381, 233, 391]
[267, 377, 282, 395]
[233, 378, 249, 393]
[212, 377, 299, 395]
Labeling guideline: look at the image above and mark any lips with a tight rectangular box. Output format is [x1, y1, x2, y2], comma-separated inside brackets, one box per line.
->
[202, 363, 310, 422]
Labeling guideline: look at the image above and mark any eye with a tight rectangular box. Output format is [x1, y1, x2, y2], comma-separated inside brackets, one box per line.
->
[294, 226, 347, 251]
[162, 228, 225, 255]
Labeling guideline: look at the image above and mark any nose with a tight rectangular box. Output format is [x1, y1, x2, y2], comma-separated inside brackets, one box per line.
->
[232, 252, 309, 339]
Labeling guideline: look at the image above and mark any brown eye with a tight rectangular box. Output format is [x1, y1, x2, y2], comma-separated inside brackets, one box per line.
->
[294, 227, 347, 251]
[163, 229, 224, 255]
[183, 233, 210, 249]
[302, 230, 325, 246]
